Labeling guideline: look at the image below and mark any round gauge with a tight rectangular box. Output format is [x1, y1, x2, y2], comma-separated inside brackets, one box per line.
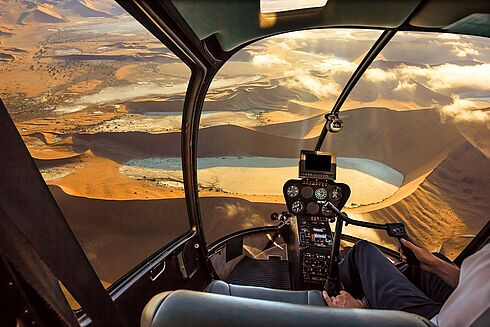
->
[314, 187, 328, 200]
[291, 200, 304, 213]
[301, 186, 314, 199]
[286, 185, 299, 198]
[322, 205, 333, 216]
[330, 187, 342, 200]
[306, 202, 320, 214]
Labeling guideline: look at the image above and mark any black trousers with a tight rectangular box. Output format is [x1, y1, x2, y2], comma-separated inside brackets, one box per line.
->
[338, 240, 454, 319]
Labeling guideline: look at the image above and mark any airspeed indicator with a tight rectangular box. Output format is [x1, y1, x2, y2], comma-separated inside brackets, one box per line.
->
[286, 185, 299, 197]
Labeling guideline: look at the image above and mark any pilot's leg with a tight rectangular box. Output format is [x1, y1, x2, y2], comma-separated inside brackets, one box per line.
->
[402, 253, 454, 303]
[338, 240, 441, 319]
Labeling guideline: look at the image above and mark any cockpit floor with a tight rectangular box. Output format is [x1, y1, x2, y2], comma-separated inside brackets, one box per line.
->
[226, 256, 291, 290]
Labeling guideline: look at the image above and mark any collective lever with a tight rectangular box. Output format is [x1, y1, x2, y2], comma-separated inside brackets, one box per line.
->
[325, 202, 419, 266]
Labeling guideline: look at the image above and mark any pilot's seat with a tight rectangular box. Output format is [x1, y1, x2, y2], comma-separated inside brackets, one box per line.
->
[205, 280, 326, 306]
[141, 288, 434, 327]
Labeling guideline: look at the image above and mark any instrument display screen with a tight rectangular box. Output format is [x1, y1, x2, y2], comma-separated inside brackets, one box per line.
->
[304, 153, 332, 172]
[299, 150, 336, 180]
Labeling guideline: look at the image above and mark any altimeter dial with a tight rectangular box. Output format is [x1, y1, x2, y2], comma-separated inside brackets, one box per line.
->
[291, 200, 304, 213]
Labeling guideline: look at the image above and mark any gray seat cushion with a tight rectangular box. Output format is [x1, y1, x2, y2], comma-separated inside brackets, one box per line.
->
[141, 290, 434, 327]
[205, 280, 326, 306]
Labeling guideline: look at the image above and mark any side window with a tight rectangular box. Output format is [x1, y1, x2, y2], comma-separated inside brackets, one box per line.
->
[1, 0, 190, 287]
[197, 29, 382, 244]
[344, 32, 490, 259]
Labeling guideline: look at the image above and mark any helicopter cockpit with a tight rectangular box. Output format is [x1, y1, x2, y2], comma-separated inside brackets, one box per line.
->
[1, 1, 489, 326]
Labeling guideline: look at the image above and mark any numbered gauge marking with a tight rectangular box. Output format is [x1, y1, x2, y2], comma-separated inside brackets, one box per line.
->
[291, 200, 304, 213]
[314, 187, 328, 200]
[286, 185, 299, 197]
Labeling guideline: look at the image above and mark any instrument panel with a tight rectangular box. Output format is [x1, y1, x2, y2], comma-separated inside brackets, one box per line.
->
[284, 179, 348, 218]
[283, 179, 350, 288]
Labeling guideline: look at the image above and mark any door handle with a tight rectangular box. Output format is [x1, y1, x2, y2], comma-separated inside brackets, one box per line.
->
[149, 260, 166, 282]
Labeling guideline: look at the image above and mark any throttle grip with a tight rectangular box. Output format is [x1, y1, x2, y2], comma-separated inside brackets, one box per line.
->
[386, 223, 419, 266]
[397, 237, 420, 267]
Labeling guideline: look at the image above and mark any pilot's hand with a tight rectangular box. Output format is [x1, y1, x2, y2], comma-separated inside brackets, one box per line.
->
[323, 290, 365, 308]
[400, 238, 437, 272]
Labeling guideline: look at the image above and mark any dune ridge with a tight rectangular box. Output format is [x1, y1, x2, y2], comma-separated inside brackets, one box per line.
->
[352, 141, 490, 258]
[50, 185, 279, 282]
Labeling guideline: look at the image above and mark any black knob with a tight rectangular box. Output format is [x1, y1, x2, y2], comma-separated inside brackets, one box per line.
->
[301, 186, 314, 199]
[306, 202, 320, 214]
[271, 213, 279, 220]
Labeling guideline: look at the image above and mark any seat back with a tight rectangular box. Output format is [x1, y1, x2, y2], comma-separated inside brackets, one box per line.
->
[205, 280, 326, 306]
[142, 290, 434, 327]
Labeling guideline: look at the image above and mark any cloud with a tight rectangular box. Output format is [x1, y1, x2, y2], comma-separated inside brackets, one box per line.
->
[273, 28, 382, 44]
[397, 63, 490, 92]
[284, 73, 340, 98]
[252, 53, 289, 67]
[318, 57, 356, 74]
[364, 68, 397, 83]
[436, 34, 461, 40]
[448, 41, 480, 58]
[439, 97, 489, 124]
[394, 80, 417, 92]
[236, 29, 490, 108]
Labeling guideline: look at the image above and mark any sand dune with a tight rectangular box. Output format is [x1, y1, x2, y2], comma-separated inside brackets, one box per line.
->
[17, 5, 67, 25]
[52, 53, 177, 63]
[199, 107, 462, 183]
[351, 141, 490, 258]
[454, 115, 490, 158]
[350, 76, 452, 106]
[122, 156, 402, 206]
[205, 80, 320, 112]
[49, 185, 190, 282]
[254, 112, 323, 138]
[0, 52, 15, 62]
[125, 99, 186, 113]
[50, 185, 279, 282]
[45, 139, 488, 282]
[64, 107, 463, 185]
[0, 30, 15, 38]
[3, 47, 27, 53]
[62, 0, 113, 18]
[10, 0, 117, 25]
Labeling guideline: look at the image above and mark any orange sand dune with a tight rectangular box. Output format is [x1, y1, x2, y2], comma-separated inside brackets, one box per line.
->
[347, 170, 432, 214]
[352, 142, 490, 258]
[50, 185, 281, 283]
[41, 145, 282, 203]
[53, 107, 463, 186]
[49, 150, 185, 200]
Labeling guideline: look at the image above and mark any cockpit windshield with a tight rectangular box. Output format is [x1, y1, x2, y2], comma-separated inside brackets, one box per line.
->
[198, 29, 490, 258]
[0, 0, 191, 288]
[198, 29, 383, 242]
